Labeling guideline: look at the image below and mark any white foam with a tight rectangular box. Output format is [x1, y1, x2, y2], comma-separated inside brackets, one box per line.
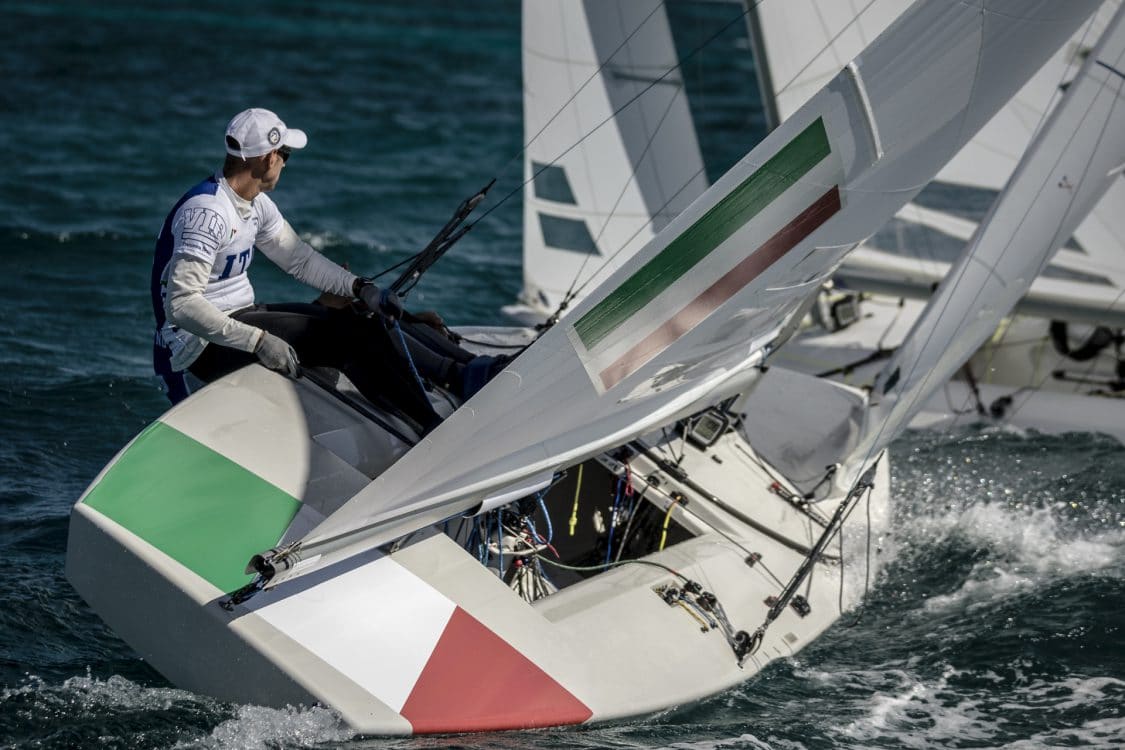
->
[838, 664, 995, 748]
[1, 671, 211, 713]
[2, 673, 354, 750]
[656, 732, 800, 750]
[990, 717, 1125, 749]
[917, 500, 1121, 612]
[821, 661, 1125, 749]
[181, 703, 355, 750]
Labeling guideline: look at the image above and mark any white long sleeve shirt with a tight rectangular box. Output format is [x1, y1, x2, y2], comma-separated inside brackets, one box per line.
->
[151, 174, 358, 372]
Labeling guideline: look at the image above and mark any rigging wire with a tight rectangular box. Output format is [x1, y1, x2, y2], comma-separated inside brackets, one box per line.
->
[464, 3, 756, 255]
[838, 481, 875, 629]
[533, 553, 689, 583]
[556, 68, 690, 315]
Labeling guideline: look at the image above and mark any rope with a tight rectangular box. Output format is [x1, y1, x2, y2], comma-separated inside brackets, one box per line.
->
[658, 495, 681, 552]
[533, 553, 688, 583]
[568, 463, 584, 537]
[605, 476, 626, 563]
[392, 319, 428, 395]
[537, 492, 554, 544]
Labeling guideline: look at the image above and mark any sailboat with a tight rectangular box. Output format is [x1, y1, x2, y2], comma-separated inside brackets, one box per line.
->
[757, 0, 1125, 441]
[66, 0, 1103, 735]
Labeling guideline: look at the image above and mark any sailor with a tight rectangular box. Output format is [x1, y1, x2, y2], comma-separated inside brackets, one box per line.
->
[150, 107, 477, 433]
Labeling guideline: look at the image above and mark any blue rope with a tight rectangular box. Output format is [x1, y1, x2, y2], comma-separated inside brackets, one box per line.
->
[605, 476, 625, 563]
[392, 319, 428, 394]
[526, 518, 546, 545]
[536, 492, 554, 543]
[495, 510, 504, 578]
[467, 521, 481, 561]
[479, 518, 489, 565]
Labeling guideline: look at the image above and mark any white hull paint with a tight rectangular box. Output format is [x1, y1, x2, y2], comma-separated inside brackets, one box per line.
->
[777, 294, 1125, 444]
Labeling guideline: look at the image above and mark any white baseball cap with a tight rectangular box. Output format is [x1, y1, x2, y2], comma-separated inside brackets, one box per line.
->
[224, 108, 308, 159]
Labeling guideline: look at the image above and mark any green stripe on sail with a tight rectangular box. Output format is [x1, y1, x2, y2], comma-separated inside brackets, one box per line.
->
[574, 117, 831, 350]
[83, 421, 301, 593]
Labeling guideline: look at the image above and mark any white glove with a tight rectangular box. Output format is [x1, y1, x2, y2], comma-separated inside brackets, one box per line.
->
[358, 282, 404, 319]
[254, 332, 300, 378]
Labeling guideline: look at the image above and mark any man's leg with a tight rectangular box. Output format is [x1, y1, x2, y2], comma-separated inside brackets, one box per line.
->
[240, 303, 443, 433]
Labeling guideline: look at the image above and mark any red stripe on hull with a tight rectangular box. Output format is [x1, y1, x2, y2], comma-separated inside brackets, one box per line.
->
[599, 186, 841, 390]
[400, 607, 592, 733]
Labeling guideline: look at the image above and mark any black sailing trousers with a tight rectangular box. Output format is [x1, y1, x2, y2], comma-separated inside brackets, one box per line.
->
[188, 303, 457, 433]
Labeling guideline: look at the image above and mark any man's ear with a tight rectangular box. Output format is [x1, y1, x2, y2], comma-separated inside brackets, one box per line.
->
[249, 153, 272, 178]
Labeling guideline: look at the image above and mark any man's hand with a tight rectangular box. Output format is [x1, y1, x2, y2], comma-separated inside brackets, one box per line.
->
[358, 283, 404, 320]
[255, 332, 300, 378]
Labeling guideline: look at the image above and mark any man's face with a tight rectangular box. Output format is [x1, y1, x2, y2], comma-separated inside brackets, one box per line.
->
[259, 147, 290, 192]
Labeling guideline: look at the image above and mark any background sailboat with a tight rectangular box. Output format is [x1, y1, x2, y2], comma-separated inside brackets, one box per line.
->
[758, 0, 1125, 439]
[837, 0, 1125, 489]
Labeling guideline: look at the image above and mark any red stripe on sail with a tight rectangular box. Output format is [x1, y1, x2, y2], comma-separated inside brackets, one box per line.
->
[599, 186, 841, 391]
[400, 607, 592, 733]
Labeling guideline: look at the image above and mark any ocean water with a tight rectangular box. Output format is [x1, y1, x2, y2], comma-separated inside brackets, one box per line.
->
[1, 2, 1123, 748]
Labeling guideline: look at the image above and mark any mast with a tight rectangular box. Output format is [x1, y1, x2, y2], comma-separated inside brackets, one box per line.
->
[743, 1, 778, 133]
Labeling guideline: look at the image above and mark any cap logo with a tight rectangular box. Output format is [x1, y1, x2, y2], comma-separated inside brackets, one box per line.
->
[268, 127, 281, 145]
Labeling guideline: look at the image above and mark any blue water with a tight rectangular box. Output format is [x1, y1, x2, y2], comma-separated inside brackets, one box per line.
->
[1, 2, 1123, 748]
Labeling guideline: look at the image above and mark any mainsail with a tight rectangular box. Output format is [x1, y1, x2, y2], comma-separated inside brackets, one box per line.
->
[517, 0, 709, 319]
[258, 0, 1100, 588]
[839, 0, 1125, 488]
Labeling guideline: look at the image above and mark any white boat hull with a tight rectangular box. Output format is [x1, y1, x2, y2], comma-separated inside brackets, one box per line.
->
[67, 364, 889, 734]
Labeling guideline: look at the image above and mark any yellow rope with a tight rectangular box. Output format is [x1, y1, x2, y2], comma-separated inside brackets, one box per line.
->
[676, 600, 709, 632]
[568, 463, 584, 536]
[658, 497, 681, 551]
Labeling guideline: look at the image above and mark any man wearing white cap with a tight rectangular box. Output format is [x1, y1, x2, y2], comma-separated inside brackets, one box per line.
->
[150, 107, 469, 434]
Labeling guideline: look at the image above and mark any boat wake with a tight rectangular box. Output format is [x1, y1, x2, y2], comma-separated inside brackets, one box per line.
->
[0, 672, 353, 749]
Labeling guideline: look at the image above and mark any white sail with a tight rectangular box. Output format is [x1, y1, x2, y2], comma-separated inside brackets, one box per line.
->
[263, 0, 1100, 587]
[749, 0, 910, 125]
[517, 0, 709, 319]
[754, 0, 1125, 324]
[839, 1, 1125, 487]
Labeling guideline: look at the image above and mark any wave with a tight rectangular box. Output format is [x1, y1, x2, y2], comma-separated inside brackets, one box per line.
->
[0, 672, 354, 749]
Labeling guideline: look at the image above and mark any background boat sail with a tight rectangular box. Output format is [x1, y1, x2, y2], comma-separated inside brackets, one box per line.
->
[66, 0, 1103, 735]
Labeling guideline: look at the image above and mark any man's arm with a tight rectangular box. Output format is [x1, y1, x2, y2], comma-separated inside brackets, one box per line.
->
[164, 254, 263, 352]
[256, 220, 357, 298]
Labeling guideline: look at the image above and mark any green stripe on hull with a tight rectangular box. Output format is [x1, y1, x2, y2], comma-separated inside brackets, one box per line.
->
[574, 117, 831, 349]
[83, 421, 301, 593]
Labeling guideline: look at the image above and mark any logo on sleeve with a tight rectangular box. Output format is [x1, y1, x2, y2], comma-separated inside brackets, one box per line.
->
[180, 207, 227, 254]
